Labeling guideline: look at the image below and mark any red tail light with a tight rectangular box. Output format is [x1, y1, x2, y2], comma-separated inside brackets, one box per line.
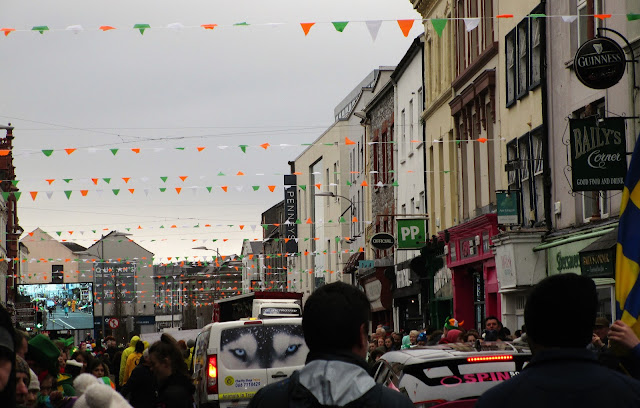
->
[414, 399, 447, 407]
[206, 355, 218, 394]
[466, 355, 513, 363]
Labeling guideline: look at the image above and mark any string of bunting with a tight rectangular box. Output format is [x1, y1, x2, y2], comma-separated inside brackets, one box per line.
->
[7, 136, 499, 158]
[1, 13, 638, 39]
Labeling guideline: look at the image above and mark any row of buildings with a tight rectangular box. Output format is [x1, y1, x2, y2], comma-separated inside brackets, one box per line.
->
[256, 0, 640, 334]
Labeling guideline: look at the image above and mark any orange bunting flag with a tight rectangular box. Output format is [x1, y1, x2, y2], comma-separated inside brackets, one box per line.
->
[175, 188, 182, 194]
[30, 192, 37, 201]
[595, 14, 612, 19]
[345, 137, 356, 145]
[397, 20, 414, 37]
[300, 22, 315, 36]
[122, 177, 130, 183]
[1, 28, 16, 37]
[179, 176, 188, 182]
[131, 148, 140, 154]
[221, 186, 228, 192]
[64, 148, 76, 155]
[128, 189, 135, 194]
[361, 180, 369, 187]
[171, 225, 177, 228]
[306, 218, 313, 224]
[201, 24, 217, 30]
[137, 225, 143, 229]
[237, 171, 244, 176]
[239, 225, 245, 230]
[99, 26, 116, 31]
[249, 254, 254, 260]
[284, 238, 290, 243]
[352, 216, 358, 223]
[197, 147, 206, 152]
[496, 14, 514, 18]
[315, 184, 321, 190]
[46, 179, 55, 185]
[91, 178, 98, 185]
[260, 143, 270, 150]
[268, 185, 276, 192]
[293, 172, 302, 175]
[0, 150, 10, 156]
[80, 190, 88, 196]
[477, 137, 488, 143]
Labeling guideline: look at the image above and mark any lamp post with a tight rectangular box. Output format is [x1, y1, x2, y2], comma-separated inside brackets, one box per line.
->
[315, 191, 356, 218]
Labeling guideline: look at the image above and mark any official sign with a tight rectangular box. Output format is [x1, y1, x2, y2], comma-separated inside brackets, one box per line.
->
[496, 192, 519, 225]
[569, 117, 627, 191]
[371, 233, 395, 250]
[574, 37, 626, 89]
[396, 219, 427, 249]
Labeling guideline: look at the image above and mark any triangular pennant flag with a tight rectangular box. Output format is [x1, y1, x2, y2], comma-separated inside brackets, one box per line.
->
[91, 178, 98, 185]
[361, 180, 368, 187]
[628, 14, 640, 21]
[179, 176, 188, 182]
[463, 18, 480, 32]
[110, 148, 119, 156]
[234, 22, 250, 26]
[133, 24, 150, 35]
[345, 137, 356, 145]
[431, 19, 447, 37]
[175, 188, 182, 194]
[56, 231, 62, 236]
[46, 191, 54, 199]
[99, 26, 116, 31]
[159, 187, 167, 192]
[42, 150, 53, 157]
[1, 28, 16, 37]
[260, 143, 270, 150]
[122, 177, 130, 183]
[30, 192, 38, 201]
[237, 171, 244, 176]
[63, 179, 72, 183]
[295, 219, 302, 224]
[594, 14, 612, 20]
[561, 15, 578, 23]
[103, 178, 111, 184]
[206, 186, 212, 193]
[197, 146, 206, 152]
[32, 26, 49, 34]
[239, 145, 248, 153]
[306, 218, 313, 224]
[1, 192, 8, 201]
[221, 186, 228, 192]
[397, 20, 414, 37]
[268, 185, 276, 192]
[64, 148, 76, 155]
[339, 216, 346, 223]
[300, 23, 315, 36]
[167, 22, 184, 31]
[144, 188, 150, 196]
[315, 184, 321, 190]
[160, 176, 168, 183]
[332, 22, 349, 32]
[366, 20, 382, 41]
[299, 185, 307, 191]
[252, 186, 260, 191]
[112, 189, 120, 195]
[201, 24, 218, 30]
[352, 216, 358, 223]
[80, 190, 88, 197]
[64, 191, 72, 199]
[496, 14, 514, 18]
[128, 189, 135, 194]
[131, 148, 140, 154]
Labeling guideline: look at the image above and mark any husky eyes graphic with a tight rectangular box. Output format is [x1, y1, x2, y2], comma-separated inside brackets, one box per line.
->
[220, 325, 308, 369]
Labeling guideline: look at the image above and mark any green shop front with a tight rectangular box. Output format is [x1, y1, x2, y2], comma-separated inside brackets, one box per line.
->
[535, 223, 618, 322]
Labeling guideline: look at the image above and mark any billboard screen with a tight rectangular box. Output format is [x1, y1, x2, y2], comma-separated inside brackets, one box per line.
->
[16, 283, 94, 331]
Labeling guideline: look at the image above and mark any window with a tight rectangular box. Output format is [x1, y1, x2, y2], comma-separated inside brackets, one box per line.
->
[505, 29, 516, 106]
[409, 99, 414, 154]
[583, 191, 609, 222]
[530, 15, 543, 87]
[401, 109, 406, 160]
[517, 20, 529, 98]
[577, 0, 604, 49]
[577, 0, 589, 47]
[52, 265, 64, 284]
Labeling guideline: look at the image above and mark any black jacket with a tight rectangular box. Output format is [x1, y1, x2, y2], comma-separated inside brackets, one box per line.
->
[248, 351, 413, 408]
[156, 372, 195, 408]
[476, 348, 640, 408]
[120, 362, 157, 408]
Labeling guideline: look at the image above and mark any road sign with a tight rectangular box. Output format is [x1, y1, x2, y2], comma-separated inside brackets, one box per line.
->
[397, 219, 427, 249]
[108, 318, 120, 329]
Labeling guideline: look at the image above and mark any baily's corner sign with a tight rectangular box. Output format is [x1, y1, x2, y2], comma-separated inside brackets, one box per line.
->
[569, 117, 627, 191]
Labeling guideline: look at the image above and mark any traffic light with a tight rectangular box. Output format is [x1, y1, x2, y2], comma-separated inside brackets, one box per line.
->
[35, 311, 43, 329]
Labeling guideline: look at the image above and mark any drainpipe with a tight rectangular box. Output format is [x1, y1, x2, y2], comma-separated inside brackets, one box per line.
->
[541, 0, 553, 231]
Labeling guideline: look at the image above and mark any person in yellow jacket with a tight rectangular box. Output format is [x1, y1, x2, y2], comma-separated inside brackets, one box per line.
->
[119, 335, 140, 385]
[122, 340, 144, 385]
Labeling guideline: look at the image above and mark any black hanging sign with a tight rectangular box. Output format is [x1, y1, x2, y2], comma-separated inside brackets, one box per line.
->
[569, 117, 627, 191]
[574, 37, 626, 89]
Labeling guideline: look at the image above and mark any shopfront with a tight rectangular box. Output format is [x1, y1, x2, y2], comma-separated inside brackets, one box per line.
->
[446, 214, 500, 332]
[392, 257, 423, 332]
[358, 257, 393, 332]
[536, 224, 617, 323]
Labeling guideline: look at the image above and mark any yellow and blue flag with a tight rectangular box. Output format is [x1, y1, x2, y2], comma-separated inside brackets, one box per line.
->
[616, 135, 640, 335]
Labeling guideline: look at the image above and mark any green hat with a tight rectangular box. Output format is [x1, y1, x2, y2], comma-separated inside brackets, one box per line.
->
[28, 334, 60, 373]
[444, 316, 463, 331]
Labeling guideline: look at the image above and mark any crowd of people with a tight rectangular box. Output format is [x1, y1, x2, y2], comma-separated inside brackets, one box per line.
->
[0, 310, 196, 408]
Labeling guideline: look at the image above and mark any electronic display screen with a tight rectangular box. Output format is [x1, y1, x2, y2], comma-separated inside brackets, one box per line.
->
[16, 283, 94, 330]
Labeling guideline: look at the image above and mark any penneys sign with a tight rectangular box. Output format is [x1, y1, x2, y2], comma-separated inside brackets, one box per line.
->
[569, 117, 627, 191]
[574, 37, 626, 89]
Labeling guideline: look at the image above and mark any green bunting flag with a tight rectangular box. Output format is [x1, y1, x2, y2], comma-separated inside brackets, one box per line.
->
[42, 150, 53, 157]
[175, 147, 185, 151]
[217, 172, 225, 176]
[56, 232, 62, 236]
[112, 189, 120, 195]
[530, 13, 546, 18]
[32, 26, 49, 34]
[160, 177, 168, 183]
[110, 149, 119, 156]
[252, 186, 260, 191]
[2, 192, 9, 201]
[295, 219, 302, 224]
[63, 179, 72, 183]
[332, 22, 349, 32]
[103, 178, 111, 184]
[628, 14, 640, 21]
[299, 185, 307, 191]
[14, 192, 21, 201]
[134, 24, 150, 34]
[339, 216, 346, 223]
[431, 19, 447, 37]
[240, 145, 248, 153]
[159, 187, 166, 192]
[11, 180, 19, 187]
[206, 186, 212, 193]
[64, 191, 72, 199]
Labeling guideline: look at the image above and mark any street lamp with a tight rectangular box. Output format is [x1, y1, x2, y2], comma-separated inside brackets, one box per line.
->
[316, 192, 356, 218]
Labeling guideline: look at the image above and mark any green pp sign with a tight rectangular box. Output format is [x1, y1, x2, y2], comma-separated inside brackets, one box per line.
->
[397, 219, 427, 249]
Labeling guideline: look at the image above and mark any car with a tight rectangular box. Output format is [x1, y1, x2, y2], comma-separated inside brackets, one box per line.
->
[192, 317, 308, 408]
[372, 342, 532, 407]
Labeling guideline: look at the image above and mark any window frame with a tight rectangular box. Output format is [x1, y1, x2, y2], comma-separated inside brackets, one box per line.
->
[505, 28, 517, 108]
[516, 19, 529, 99]
[528, 12, 543, 90]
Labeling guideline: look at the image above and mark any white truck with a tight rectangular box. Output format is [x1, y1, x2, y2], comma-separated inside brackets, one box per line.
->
[211, 291, 303, 322]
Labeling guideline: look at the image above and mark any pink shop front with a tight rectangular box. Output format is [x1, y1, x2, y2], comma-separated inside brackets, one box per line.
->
[445, 214, 500, 332]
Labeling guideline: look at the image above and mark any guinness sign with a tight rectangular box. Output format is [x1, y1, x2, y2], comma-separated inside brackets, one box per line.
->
[574, 37, 626, 89]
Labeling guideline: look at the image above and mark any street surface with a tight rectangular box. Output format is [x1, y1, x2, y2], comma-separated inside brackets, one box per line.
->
[45, 309, 93, 330]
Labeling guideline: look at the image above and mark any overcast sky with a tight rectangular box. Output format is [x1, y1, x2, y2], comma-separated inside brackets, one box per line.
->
[1, 0, 421, 262]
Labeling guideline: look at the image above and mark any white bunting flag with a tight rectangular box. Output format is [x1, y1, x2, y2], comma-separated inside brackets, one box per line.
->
[66, 25, 84, 32]
[463, 18, 481, 32]
[167, 23, 184, 31]
[562, 15, 578, 23]
[366, 20, 382, 42]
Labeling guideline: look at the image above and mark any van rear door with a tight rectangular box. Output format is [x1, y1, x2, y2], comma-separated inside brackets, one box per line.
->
[264, 320, 307, 385]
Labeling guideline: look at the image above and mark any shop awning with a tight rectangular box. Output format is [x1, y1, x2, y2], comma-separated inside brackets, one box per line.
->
[532, 225, 616, 252]
[343, 251, 364, 274]
[579, 227, 618, 279]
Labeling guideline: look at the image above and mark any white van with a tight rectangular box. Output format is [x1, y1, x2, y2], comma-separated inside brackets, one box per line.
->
[192, 317, 308, 408]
